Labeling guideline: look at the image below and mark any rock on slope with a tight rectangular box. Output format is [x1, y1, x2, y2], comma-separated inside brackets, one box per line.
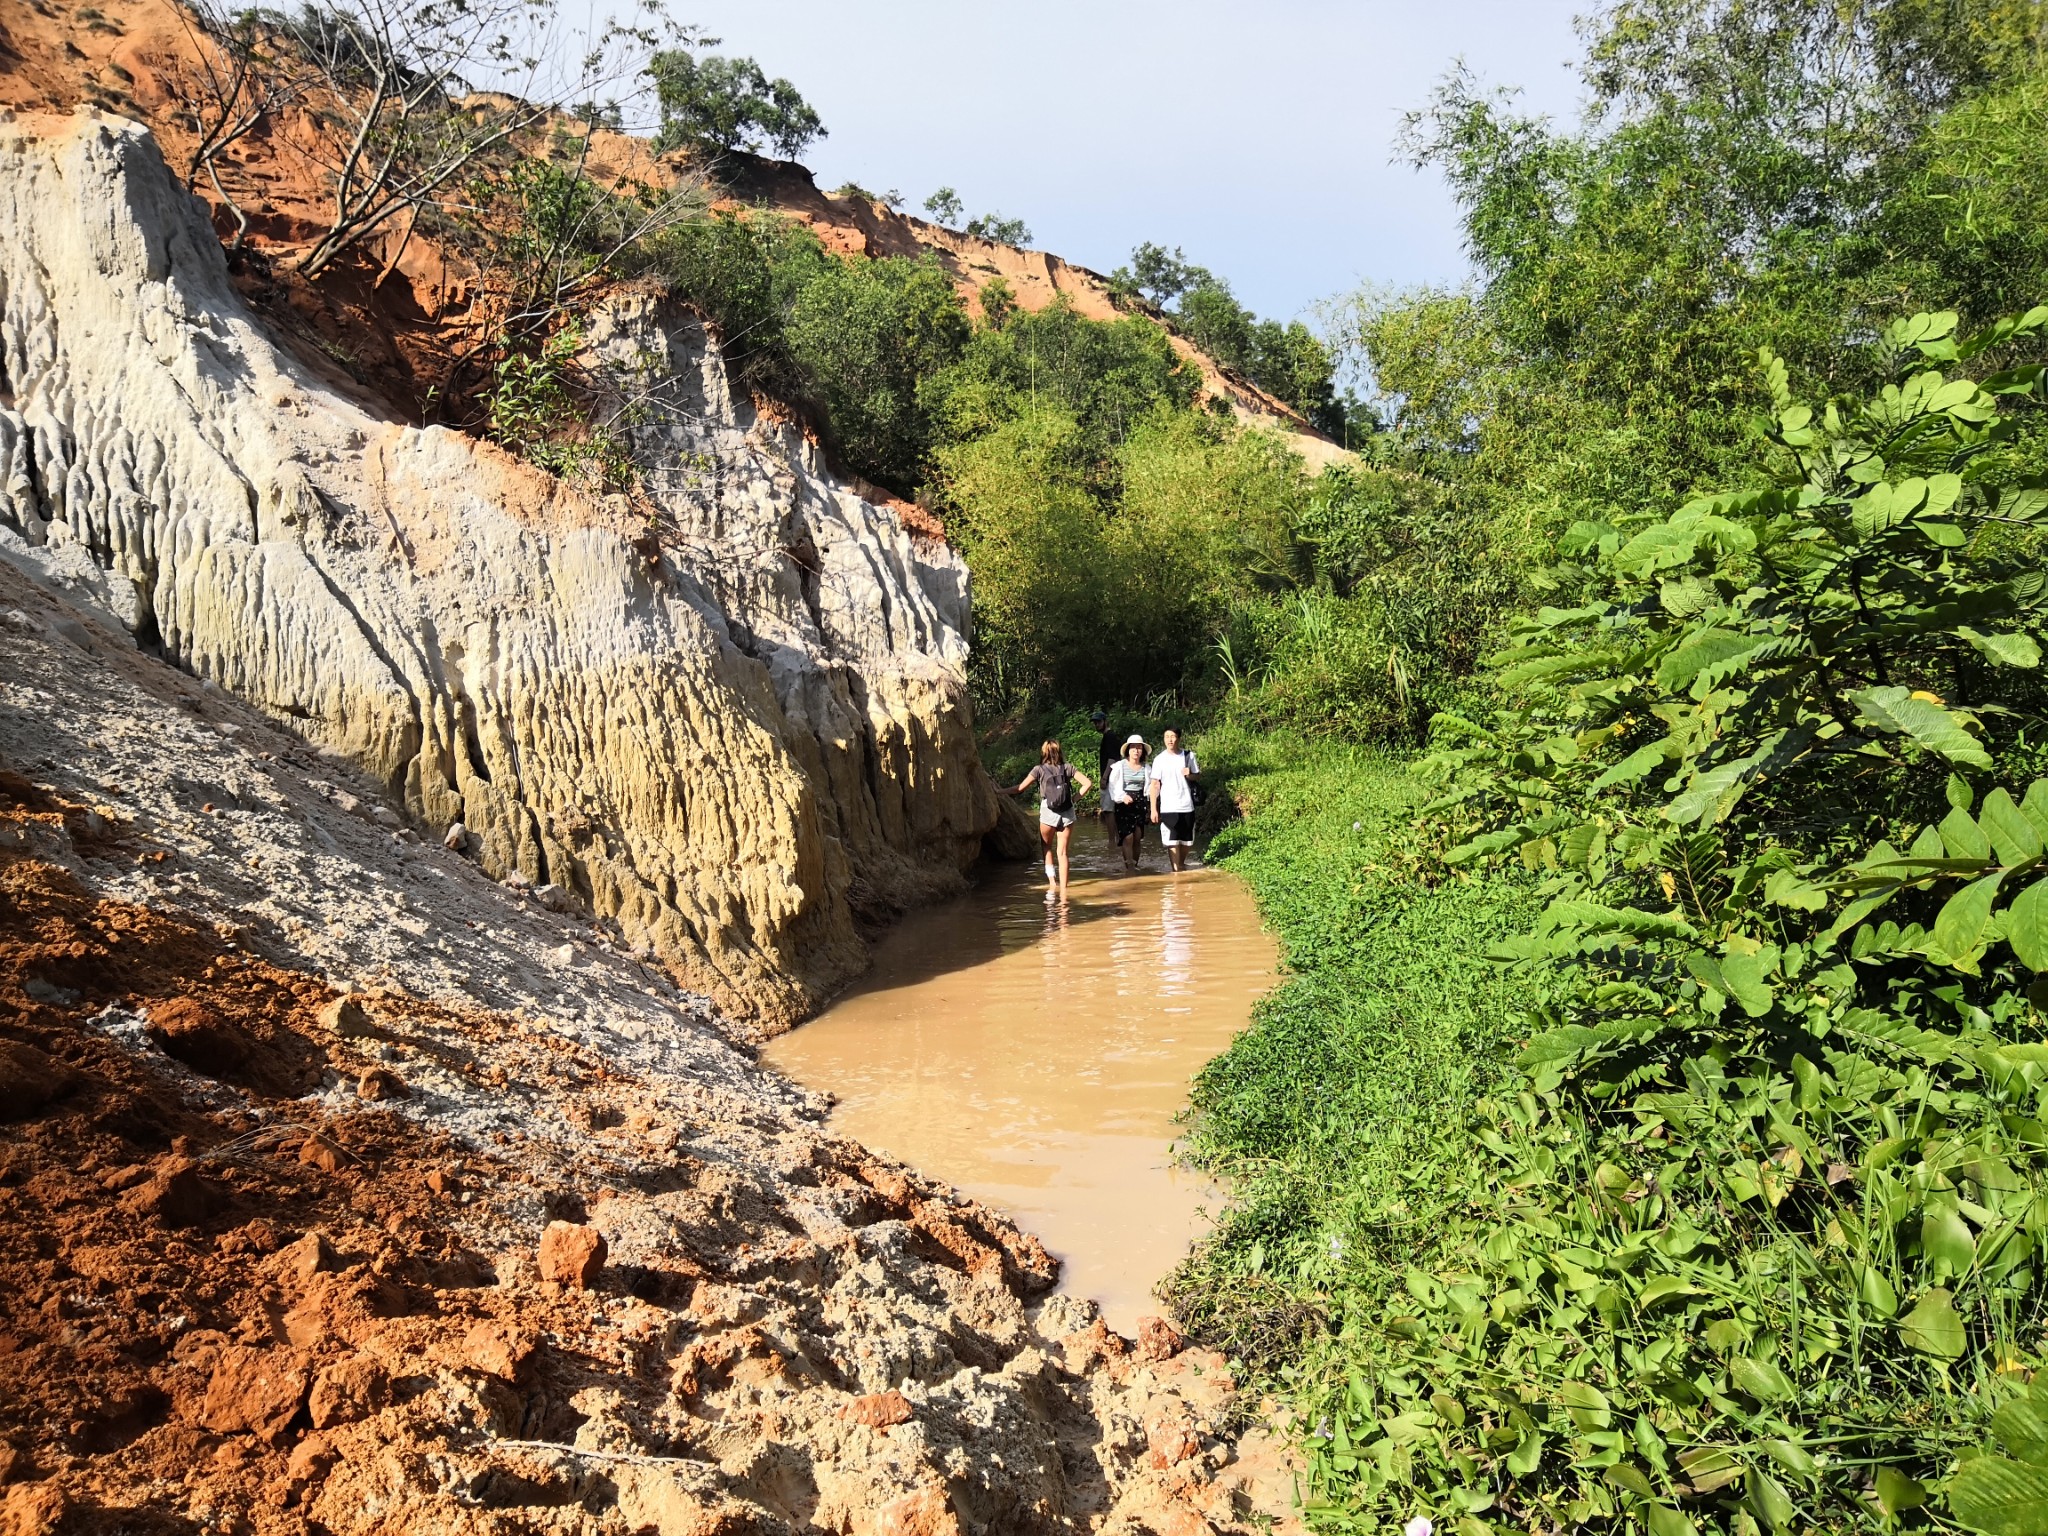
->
[0, 560, 1292, 1533]
[0, 107, 995, 1031]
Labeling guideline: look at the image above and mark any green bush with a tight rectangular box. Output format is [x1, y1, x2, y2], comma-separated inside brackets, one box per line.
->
[1167, 738, 1543, 1367]
[636, 211, 972, 497]
[1271, 309, 2048, 1534]
[486, 324, 631, 486]
[781, 252, 970, 493]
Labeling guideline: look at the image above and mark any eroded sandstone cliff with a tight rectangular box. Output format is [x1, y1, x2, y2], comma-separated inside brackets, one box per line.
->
[0, 107, 998, 1030]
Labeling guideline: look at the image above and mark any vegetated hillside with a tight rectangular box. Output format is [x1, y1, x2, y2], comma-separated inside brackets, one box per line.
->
[713, 155, 1351, 470]
[0, 0, 1342, 469]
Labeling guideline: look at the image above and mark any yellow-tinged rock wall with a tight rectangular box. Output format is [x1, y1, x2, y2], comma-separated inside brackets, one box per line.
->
[0, 109, 997, 1029]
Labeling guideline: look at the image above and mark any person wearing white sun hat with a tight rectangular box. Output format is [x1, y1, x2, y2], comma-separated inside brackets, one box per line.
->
[1103, 734, 1152, 874]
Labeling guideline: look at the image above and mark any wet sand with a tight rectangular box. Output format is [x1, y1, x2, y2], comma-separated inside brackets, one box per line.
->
[764, 829, 1277, 1332]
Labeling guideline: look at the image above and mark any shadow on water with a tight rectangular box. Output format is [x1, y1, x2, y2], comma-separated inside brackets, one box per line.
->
[765, 827, 1276, 1332]
[838, 877, 1134, 1001]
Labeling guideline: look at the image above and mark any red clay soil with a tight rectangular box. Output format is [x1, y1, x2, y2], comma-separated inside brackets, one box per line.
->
[0, 778, 529, 1533]
[0, 773, 1085, 1534]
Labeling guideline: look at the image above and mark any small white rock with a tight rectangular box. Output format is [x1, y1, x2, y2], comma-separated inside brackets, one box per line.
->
[442, 821, 468, 851]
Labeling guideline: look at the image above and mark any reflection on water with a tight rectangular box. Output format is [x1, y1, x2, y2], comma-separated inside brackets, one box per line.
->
[763, 834, 1276, 1333]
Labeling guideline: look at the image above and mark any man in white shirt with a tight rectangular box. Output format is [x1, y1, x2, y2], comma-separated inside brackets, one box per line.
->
[1148, 727, 1200, 872]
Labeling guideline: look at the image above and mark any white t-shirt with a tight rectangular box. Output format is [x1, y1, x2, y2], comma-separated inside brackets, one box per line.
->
[1149, 750, 1197, 814]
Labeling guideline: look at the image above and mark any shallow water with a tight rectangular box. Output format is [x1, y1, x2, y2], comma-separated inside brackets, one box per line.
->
[764, 828, 1277, 1333]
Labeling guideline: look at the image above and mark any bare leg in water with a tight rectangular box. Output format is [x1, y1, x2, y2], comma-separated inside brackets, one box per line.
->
[1053, 822, 1074, 887]
[1039, 822, 1057, 883]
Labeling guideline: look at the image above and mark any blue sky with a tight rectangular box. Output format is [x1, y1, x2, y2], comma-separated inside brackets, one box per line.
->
[674, 1, 1589, 323]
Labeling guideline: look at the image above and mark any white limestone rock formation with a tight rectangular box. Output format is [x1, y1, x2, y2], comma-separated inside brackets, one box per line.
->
[0, 108, 997, 1029]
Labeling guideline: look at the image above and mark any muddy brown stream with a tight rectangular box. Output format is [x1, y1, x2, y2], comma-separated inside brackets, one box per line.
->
[764, 833, 1277, 1333]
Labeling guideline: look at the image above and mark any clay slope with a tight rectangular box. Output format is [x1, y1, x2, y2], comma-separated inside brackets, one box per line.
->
[0, 0, 1345, 470]
[0, 107, 998, 1030]
[0, 562, 1295, 1535]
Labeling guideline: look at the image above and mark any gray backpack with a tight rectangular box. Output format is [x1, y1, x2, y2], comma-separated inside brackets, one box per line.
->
[1042, 765, 1074, 813]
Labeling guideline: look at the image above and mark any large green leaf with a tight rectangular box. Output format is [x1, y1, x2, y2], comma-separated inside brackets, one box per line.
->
[1991, 1398, 2048, 1466]
[1664, 761, 1753, 826]
[1728, 1354, 1793, 1402]
[1948, 1456, 2048, 1536]
[1677, 1446, 1741, 1494]
[1920, 1205, 1977, 1276]
[1958, 627, 2042, 669]
[1850, 685, 1993, 768]
[1560, 1379, 1611, 1429]
[1943, 805, 1995, 862]
[1746, 1467, 1796, 1530]
[1980, 789, 2045, 865]
[1615, 522, 1709, 576]
[1590, 740, 1672, 791]
[1932, 872, 2007, 966]
[1717, 946, 1775, 1017]
[1897, 1289, 1967, 1357]
[2007, 879, 2048, 971]
[1876, 1466, 1927, 1516]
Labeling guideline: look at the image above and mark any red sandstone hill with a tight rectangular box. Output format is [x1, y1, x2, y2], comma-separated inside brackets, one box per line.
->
[0, 0, 1345, 470]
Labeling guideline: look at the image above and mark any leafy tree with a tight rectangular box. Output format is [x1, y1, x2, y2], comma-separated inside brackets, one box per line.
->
[944, 406, 1310, 703]
[940, 410, 1110, 698]
[1111, 242, 1345, 432]
[781, 253, 971, 492]
[921, 186, 963, 225]
[648, 48, 825, 159]
[964, 211, 1032, 247]
[1344, 0, 2048, 570]
[928, 297, 1200, 469]
[1304, 309, 2048, 1534]
[977, 276, 1018, 329]
[1112, 240, 1199, 306]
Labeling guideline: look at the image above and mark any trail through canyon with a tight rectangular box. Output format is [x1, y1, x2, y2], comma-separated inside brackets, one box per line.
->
[766, 840, 1277, 1335]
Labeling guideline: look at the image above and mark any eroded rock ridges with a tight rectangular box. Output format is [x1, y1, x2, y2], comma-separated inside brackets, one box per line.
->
[0, 108, 996, 1028]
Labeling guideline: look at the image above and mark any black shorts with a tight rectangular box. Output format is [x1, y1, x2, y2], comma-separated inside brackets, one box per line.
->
[1158, 810, 1195, 846]
[1113, 800, 1149, 840]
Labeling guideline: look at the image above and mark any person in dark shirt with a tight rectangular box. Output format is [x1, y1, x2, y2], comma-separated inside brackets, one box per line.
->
[1091, 710, 1118, 845]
